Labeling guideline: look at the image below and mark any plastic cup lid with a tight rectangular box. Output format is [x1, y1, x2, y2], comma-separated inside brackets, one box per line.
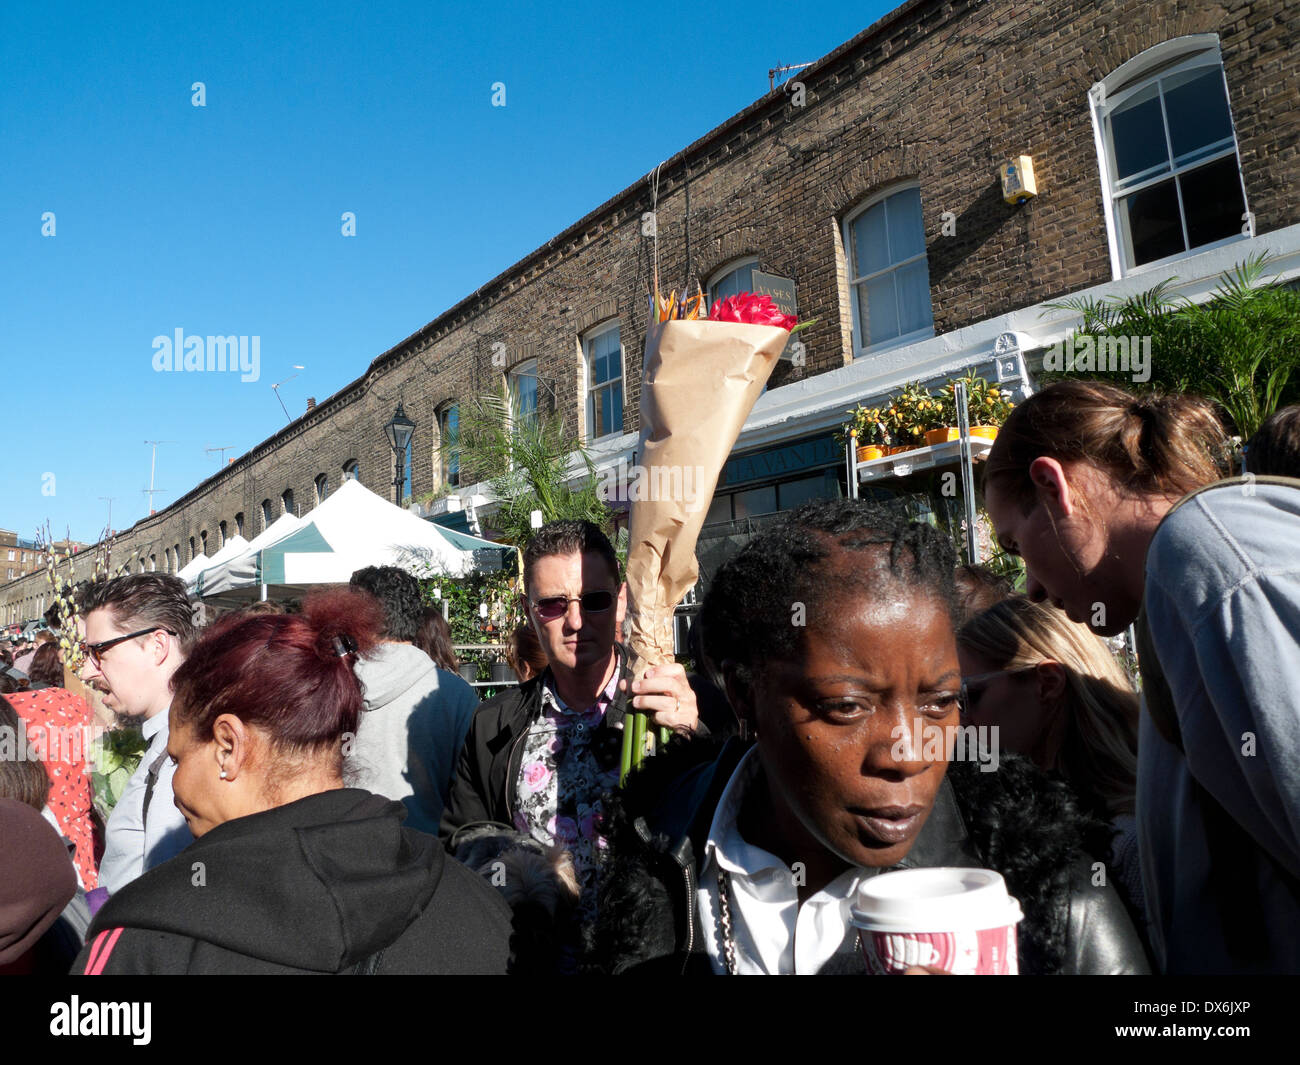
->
[850, 867, 1024, 933]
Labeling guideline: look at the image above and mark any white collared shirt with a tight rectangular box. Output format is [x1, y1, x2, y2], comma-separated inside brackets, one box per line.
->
[98, 709, 193, 894]
[697, 747, 865, 975]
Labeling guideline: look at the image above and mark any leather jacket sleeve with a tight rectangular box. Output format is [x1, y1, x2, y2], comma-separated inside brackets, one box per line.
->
[1062, 857, 1152, 974]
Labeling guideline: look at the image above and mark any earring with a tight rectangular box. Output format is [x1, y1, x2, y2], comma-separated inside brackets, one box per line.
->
[219, 768, 227, 779]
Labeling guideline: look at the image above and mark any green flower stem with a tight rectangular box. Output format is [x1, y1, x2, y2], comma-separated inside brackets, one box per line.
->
[619, 713, 636, 785]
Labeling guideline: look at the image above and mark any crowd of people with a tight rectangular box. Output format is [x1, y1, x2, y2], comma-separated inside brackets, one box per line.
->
[1, 384, 1297, 975]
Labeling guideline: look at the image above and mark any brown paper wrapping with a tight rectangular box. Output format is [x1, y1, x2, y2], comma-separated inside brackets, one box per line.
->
[624, 318, 788, 679]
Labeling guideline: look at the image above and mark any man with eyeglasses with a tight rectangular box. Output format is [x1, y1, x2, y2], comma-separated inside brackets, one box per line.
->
[440, 520, 699, 955]
[78, 574, 196, 894]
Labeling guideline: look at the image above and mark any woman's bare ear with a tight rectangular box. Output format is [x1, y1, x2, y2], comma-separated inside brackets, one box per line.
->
[1028, 456, 1077, 518]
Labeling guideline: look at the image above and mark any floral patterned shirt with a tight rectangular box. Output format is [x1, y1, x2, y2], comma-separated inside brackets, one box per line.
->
[512, 669, 622, 928]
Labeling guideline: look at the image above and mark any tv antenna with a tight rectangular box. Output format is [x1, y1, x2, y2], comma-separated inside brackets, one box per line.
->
[143, 440, 175, 514]
[206, 445, 236, 465]
[271, 366, 306, 423]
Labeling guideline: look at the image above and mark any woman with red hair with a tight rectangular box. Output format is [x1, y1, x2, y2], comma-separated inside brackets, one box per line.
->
[73, 589, 512, 975]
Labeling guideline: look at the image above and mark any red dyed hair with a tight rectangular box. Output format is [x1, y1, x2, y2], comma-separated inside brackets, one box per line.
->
[170, 588, 383, 755]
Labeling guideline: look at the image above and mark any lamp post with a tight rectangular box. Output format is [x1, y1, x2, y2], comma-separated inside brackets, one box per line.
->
[384, 402, 416, 505]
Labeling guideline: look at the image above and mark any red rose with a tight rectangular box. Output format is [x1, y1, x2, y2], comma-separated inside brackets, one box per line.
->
[708, 292, 798, 331]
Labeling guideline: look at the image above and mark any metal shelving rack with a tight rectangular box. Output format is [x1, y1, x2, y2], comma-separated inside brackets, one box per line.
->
[844, 380, 997, 566]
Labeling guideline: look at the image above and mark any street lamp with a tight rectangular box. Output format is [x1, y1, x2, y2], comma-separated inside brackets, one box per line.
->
[384, 402, 416, 504]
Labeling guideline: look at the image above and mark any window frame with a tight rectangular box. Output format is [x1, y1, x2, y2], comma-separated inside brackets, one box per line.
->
[706, 256, 761, 307]
[315, 473, 329, 506]
[581, 321, 626, 442]
[507, 358, 540, 426]
[1089, 35, 1251, 279]
[842, 182, 936, 359]
[437, 402, 460, 489]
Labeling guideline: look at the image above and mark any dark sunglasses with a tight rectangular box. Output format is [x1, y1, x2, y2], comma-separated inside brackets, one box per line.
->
[529, 590, 615, 621]
[85, 626, 177, 669]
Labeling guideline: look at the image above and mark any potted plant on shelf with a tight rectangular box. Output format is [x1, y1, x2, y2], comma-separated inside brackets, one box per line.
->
[931, 373, 1015, 443]
[845, 404, 892, 462]
[885, 381, 945, 452]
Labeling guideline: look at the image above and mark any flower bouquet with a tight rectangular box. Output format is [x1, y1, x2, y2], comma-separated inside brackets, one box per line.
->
[621, 282, 810, 781]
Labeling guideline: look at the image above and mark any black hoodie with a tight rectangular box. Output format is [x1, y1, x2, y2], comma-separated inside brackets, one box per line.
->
[72, 789, 512, 975]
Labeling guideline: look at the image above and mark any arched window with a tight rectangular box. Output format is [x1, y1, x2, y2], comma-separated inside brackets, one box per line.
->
[707, 257, 759, 306]
[149, 554, 156, 572]
[437, 404, 460, 488]
[235, 512, 245, 537]
[1089, 35, 1248, 276]
[218, 520, 228, 547]
[260, 499, 273, 531]
[315, 473, 329, 505]
[843, 184, 934, 357]
[508, 359, 539, 424]
[342, 460, 360, 482]
[582, 322, 624, 441]
[189, 536, 196, 562]
[281, 489, 295, 517]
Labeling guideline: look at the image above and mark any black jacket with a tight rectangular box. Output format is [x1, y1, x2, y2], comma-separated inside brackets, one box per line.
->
[439, 647, 635, 849]
[591, 738, 1151, 975]
[72, 789, 512, 974]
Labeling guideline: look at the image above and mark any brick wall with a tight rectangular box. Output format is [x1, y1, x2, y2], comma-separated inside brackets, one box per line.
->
[4, 0, 1297, 620]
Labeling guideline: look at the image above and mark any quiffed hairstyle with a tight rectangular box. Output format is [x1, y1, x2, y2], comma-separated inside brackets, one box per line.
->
[348, 566, 424, 643]
[983, 380, 1229, 511]
[700, 498, 957, 686]
[76, 573, 197, 651]
[170, 588, 383, 769]
[1245, 404, 1300, 477]
[522, 520, 618, 595]
[957, 597, 1138, 817]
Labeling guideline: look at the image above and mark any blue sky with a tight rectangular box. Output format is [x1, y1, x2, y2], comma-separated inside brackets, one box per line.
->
[0, 0, 892, 545]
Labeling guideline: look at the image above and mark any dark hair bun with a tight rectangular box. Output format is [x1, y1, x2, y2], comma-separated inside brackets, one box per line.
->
[300, 588, 384, 663]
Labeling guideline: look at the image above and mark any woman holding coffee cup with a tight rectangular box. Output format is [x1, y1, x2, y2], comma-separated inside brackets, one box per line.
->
[590, 499, 1147, 974]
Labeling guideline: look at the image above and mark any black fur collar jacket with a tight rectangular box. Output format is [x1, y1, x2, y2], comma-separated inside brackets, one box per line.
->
[589, 737, 1150, 975]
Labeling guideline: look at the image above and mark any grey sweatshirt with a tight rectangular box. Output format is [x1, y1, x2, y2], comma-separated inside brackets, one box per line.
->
[1140, 480, 1300, 973]
[351, 643, 479, 836]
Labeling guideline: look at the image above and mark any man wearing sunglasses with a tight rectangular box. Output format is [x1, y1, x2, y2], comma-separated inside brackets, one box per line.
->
[441, 520, 699, 950]
[78, 574, 196, 893]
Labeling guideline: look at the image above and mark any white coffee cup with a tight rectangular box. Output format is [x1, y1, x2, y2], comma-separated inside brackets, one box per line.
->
[850, 867, 1024, 974]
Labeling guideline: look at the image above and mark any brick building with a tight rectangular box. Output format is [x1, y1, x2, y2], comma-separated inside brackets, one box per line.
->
[0, 531, 43, 584]
[4, 0, 1298, 624]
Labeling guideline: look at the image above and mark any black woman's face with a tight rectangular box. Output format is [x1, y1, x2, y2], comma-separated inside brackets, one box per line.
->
[749, 570, 962, 870]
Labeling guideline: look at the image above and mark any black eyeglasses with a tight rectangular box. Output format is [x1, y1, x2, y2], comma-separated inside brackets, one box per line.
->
[529, 590, 615, 621]
[85, 626, 177, 669]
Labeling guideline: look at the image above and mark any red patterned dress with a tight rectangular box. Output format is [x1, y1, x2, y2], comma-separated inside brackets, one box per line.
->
[6, 687, 99, 888]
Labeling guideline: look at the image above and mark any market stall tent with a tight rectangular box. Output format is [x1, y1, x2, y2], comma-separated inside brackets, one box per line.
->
[195, 478, 515, 603]
[193, 514, 301, 597]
